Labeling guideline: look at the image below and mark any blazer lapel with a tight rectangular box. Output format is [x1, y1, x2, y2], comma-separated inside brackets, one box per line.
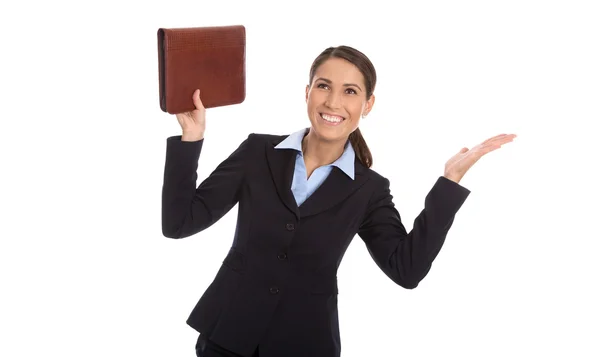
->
[298, 160, 369, 218]
[265, 137, 301, 219]
[265, 135, 371, 220]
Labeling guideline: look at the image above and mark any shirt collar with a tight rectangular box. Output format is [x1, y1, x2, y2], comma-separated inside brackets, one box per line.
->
[274, 128, 355, 180]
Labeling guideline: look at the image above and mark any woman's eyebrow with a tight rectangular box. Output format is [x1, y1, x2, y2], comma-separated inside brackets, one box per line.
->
[316, 77, 363, 91]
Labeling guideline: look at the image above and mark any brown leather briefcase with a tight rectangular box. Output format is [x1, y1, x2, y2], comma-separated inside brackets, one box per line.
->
[157, 25, 246, 114]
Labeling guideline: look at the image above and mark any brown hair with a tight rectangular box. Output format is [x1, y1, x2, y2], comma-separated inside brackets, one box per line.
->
[308, 45, 377, 168]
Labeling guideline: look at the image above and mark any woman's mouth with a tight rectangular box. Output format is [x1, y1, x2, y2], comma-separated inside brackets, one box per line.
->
[319, 113, 345, 126]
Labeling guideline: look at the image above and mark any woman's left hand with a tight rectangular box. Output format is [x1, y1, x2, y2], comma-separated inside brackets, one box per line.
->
[444, 133, 517, 183]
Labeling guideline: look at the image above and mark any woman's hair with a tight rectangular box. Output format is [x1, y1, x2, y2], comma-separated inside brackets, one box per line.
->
[308, 45, 377, 169]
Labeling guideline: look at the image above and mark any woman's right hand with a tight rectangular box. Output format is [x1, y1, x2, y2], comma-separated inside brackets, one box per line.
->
[176, 89, 206, 141]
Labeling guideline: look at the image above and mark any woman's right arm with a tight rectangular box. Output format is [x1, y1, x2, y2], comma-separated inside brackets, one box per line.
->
[161, 89, 253, 238]
[161, 133, 254, 238]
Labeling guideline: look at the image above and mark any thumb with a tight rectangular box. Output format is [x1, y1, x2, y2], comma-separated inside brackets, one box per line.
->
[459, 147, 469, 154]
[192, 89, 205, 110]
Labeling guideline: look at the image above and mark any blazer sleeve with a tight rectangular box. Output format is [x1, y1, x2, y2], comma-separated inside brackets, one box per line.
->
[358, 176, 471, 289]
[161, 134, 254, 239]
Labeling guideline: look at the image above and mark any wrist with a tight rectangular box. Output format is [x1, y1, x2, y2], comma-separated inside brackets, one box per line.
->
[181, 132, 204, 142]
[443, 173, 462, 184]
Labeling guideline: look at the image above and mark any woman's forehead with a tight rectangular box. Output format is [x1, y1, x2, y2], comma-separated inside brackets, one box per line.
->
[314, 58, 364, 84]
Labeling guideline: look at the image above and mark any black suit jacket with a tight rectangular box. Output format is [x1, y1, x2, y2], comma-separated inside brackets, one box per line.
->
[161, 133, 471, 357]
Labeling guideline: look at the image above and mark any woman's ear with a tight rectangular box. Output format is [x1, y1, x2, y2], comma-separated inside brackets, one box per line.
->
[305, 85, 310, 102]
[363, 94, 375, 117]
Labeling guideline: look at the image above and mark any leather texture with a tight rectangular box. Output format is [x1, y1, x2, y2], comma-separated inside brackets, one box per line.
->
[158, 25, 246, 114]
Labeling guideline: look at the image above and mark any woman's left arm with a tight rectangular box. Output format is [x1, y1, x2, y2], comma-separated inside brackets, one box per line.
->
[358, 133, 516, 288]
[358, 175, 470, 289]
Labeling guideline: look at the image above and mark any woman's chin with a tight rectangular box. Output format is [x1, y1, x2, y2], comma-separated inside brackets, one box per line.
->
[313, 127, 348, 142]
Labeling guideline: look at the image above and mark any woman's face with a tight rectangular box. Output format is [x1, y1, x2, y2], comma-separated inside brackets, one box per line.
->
[305, 57, 374, 143]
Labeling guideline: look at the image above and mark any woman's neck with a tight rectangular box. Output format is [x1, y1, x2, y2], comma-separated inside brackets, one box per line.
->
[301, 130, 346, 168]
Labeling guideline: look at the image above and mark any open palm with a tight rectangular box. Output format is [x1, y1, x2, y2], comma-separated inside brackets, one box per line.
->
[444, 133, 517, 182]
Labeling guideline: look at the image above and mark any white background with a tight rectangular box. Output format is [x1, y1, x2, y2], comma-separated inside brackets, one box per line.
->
[1, 0, 599, 356]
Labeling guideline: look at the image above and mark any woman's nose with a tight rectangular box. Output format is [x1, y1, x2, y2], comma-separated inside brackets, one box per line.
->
[325, 92, 342, 108]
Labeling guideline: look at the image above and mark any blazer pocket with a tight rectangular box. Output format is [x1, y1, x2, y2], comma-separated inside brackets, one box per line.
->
[222, 247, 246, 274]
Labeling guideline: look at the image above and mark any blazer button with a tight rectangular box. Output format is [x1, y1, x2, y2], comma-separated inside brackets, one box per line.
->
[286, 223, 295, 231]
[278, 253, 287, 260]
[270, 287, 279, 294]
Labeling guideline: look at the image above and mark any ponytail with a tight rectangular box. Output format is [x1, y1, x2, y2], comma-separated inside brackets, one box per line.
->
[349, 128, 372, 169]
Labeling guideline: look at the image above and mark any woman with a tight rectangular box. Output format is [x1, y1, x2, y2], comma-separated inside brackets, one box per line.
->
[162, 45, 516, 357]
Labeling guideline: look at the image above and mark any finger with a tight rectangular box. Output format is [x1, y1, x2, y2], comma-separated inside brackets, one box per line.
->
[470, 143, 499, 157]
[176, 113, 185, 126]
[488, 134, 517, 147]
[479, 136, 514, 151]
[478, 141, 509, 158]
[192, 89, 205, 110]
[482, 134, 509, 145]
[484, 133, 517, 145]
[176, 112, 193, 127]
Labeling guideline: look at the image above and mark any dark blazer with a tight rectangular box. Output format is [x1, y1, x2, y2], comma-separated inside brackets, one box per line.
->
[161, 132, 471, 357]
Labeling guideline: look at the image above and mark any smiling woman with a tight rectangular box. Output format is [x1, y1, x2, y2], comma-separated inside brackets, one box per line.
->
[304, 46, 377, 172]
[163, 44, 514, 357]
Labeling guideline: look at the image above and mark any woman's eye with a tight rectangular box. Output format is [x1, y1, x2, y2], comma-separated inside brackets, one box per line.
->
[316, 83, 356, 94]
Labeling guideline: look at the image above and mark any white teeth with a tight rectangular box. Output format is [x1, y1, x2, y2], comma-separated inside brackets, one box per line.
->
[321, 113, 343, 123]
